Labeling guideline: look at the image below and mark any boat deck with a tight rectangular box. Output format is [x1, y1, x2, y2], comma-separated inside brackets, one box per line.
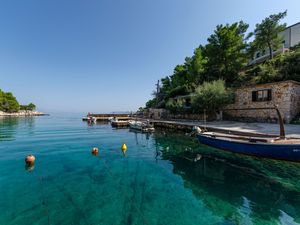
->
[201, 132, 300, 145]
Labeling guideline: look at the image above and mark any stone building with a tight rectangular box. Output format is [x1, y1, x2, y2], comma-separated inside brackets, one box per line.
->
[223, 80, 300, 123]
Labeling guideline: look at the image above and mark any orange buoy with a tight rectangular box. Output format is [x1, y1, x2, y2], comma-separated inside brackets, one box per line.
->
[25, 154, 36, 166]
[91, 147, 99, 155]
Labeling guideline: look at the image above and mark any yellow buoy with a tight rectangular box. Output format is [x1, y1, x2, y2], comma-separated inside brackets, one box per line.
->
[121, 143, 127, 155]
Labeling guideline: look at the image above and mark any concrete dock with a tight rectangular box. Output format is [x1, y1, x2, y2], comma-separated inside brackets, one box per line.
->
[149, 119, 300, 138]
[82, 113, 131, 121]
[82, 113, 300, 138]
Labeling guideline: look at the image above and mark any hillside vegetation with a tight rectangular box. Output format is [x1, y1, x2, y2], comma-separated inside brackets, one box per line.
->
[144, 11, 300, 113]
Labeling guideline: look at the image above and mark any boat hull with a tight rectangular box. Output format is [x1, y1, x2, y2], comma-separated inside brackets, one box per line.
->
[197, 134, 300, 162]
[129, 121, 155, 132]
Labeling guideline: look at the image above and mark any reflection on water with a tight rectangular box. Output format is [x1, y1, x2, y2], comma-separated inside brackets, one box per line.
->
[0, 116, 300, 225]
[154, 131, 300, 225]
[0, 117, 35, 141]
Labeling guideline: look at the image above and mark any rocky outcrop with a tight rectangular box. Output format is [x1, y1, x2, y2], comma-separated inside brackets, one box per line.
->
[0, 110, 47, 117]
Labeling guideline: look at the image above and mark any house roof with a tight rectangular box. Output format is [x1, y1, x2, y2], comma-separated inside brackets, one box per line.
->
[286, 21, 300, 30]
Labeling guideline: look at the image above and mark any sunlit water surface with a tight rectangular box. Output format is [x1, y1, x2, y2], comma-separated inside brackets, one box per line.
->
[0, 115, 300, 225]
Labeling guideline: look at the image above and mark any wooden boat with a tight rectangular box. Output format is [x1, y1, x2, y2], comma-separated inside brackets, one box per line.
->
[196, 106, 300, 162]
[129, 120, 155, 132]
[197, 132, 300, 161]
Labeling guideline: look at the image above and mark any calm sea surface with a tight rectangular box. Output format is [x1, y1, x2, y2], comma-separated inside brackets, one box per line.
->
[0, 115, 300, 225]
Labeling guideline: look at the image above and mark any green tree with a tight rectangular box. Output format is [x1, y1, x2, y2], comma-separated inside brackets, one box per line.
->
[187, 47, 207, 85]
[191, 80, 233, 113]
[145, 98, 156, 109]
[248, 11, 287, 59]
[1, 92, 20, 112]
[203, 21, 249, 85]
[28, 103, 36, 111]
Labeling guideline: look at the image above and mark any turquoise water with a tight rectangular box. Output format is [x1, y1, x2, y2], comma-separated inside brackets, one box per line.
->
[0, 115, 300, 225]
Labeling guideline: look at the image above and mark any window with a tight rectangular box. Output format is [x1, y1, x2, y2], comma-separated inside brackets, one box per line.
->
[252, 89, 272, 102]
[185, 98, 191, 107]
[256, 52, 261, 58]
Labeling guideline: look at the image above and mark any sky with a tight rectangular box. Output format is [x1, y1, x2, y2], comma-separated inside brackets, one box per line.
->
[0, 0, 299, 113]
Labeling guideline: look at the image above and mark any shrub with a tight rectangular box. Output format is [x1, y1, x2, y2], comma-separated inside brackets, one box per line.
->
[191, 80, 233, 113]
[165, 98, 185, 113]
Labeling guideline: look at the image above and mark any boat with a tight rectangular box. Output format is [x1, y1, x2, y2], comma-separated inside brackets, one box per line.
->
[196, 106, 300, 162]
[111, 117, 129, 128]
[129, 120, 155, 132]
[86, 116, 97, 124]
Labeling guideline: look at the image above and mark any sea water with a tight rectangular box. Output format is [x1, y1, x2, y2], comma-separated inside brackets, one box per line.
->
[0, 114, 300, 225]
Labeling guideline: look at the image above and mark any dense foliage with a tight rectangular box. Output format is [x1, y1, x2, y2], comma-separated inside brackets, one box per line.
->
[0, 89, 36, 113]
[20, 103, 36, 111]
[191, 80, 233, 113]
[245, 47, 300, 84]
[144, 11, 296, 114]
[203, 21, 249, 85]
[0, 90, 20, 112]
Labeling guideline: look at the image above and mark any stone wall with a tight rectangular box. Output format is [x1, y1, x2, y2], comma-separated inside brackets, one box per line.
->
[143, 108, 215, 121]
[223, 80, 300, 123]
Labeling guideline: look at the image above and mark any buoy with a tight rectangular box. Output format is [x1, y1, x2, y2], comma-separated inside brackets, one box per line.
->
[91, 147, 99, 155]
[121, 143, 127, 155]
[25, 154, 35, 166]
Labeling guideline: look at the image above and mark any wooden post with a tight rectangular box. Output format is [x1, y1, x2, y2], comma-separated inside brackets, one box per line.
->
[274, 105, 285, 139]
[156, 80, 160, 107]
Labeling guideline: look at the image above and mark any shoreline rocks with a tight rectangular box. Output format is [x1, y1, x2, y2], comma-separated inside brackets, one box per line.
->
[0, 110, 48, 117]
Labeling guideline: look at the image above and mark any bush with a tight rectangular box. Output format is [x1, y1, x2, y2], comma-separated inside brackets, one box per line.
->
[246, 46, 300, 84]
[280, 49, 300, 81]
[165, 98, 185, 113]
[191, 80, 233, 113]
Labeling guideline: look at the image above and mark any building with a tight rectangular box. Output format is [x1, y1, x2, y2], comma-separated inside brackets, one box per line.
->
[223, 80, 300, 123]
[249, 22, 300, 65]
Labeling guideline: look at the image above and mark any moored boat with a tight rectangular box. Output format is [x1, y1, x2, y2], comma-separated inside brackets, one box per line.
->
[197, 132, 300, 162]
[196, 105, 300, 162]
[111, 117, 129, 128]
[129, 120, 155, 132]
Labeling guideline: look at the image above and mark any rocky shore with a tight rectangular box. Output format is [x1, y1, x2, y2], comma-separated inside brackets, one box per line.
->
[0, 110, 47, 117]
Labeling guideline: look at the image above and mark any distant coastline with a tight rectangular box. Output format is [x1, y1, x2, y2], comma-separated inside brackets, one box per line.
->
[0, 110, 48, 117]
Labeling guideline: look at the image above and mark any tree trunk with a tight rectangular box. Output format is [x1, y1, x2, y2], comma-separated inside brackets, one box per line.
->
[268, 42, 273, 59]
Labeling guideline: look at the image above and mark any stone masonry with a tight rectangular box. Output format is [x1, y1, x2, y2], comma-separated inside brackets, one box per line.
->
[223, 80, 300, 123]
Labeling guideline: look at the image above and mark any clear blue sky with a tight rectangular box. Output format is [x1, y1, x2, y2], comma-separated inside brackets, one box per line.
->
[0, 0, 299, 113]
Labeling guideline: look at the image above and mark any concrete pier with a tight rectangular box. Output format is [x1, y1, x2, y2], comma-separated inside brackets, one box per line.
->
[149, 119, 300, 138]
[82, 113, 131, 121]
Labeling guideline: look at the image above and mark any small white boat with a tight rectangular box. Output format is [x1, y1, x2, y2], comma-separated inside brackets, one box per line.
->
[86, 116, 97, 124]
[129, 120, 155, 132]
